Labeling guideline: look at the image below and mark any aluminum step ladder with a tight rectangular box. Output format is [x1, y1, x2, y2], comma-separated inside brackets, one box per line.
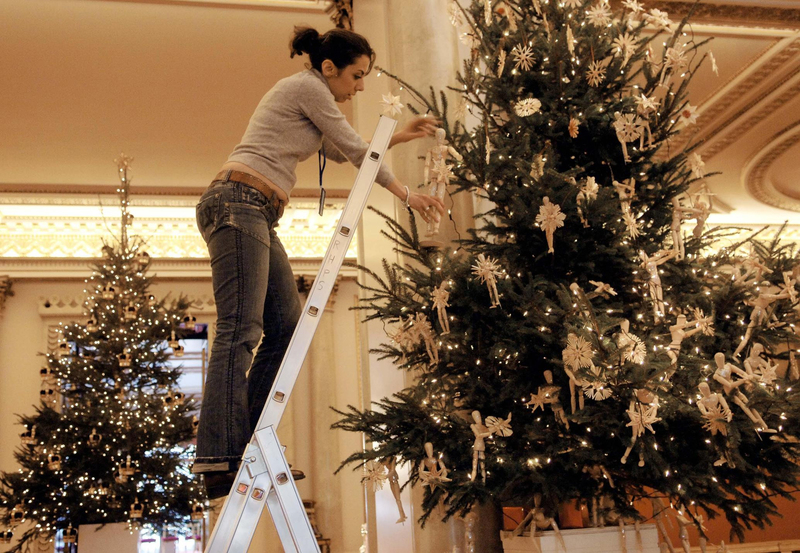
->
[204, 115, 397, 553]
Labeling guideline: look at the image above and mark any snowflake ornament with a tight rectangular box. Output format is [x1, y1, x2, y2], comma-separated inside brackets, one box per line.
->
[563, 333, 594, 369]
[363, 460, 388, 492]
[586, 2, 612, 27]
[612, 32, 637, 65]
[586, 60, 607, 87]
[564, 0, 583, 8]
[619, 328, 646, 364]
[380, 93, 403, 117]
[512, 44, 535, 72]
[613, 112, 645, 162]
[515, 97, 542, 117]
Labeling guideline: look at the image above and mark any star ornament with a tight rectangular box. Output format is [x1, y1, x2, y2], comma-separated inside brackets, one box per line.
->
[514, 97, 542, 117]
[380, 93, 403, 117]
[701, 404, 731, 436]
[678, 104, 699, 127]
[689, 153, 705, 178]
[363, 460, 388, 492]
[526, 391, 548, 413]
[486, 414, 513, 436]
[512, 44, 535, 72]
[645, 8, 673, 31]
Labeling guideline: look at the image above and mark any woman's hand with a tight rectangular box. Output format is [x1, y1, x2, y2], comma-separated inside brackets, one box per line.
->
[407, 192, 445, 224]
[391, 116, 440, 146]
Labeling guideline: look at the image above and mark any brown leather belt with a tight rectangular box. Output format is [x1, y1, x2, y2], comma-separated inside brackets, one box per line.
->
[213, 170, 285, 213]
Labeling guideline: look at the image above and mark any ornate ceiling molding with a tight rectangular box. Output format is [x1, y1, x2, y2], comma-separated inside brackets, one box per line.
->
[742, 120, 800, 212]
[650, 1, 800, 29]
[687, 36, 800, 160]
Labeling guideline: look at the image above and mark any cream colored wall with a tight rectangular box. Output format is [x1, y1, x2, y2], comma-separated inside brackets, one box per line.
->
[0, 276, 366, 553]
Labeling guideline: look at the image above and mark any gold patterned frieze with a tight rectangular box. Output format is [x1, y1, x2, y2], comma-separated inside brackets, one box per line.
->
[0, 198, 357, 261]
[648, 1, 800, 29]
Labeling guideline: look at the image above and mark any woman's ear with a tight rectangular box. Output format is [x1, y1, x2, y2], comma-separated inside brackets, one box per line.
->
[321, 59, 338, 77]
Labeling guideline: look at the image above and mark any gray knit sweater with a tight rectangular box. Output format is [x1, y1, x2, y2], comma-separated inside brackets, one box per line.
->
[227, 68, 395, 196]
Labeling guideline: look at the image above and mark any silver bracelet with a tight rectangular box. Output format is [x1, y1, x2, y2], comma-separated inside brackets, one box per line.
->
[403, 186, 411, 208]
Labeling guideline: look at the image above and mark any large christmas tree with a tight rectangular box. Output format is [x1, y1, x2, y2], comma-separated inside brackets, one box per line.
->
[0, 156, 204, 552]
[335, 0, 800, 543]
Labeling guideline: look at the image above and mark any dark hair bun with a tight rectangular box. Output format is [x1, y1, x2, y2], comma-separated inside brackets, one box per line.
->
[288, 26, 375, 73]
[290, 26, 321, 59]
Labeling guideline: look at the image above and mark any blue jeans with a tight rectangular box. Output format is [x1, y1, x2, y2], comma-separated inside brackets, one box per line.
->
[193, 179, 301, 473]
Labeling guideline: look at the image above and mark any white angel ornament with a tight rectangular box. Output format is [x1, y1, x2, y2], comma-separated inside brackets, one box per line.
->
[535, 196, 566, 254]
[472, 253, 503, 308]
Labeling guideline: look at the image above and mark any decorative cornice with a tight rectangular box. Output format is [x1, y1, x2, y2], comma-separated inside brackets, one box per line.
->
[743, 120, 800, 212]
[691, 34, 800, 157]
[649, 1, 800, 29]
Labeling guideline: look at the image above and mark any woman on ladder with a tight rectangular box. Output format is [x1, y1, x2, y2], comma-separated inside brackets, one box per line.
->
[192, 25, 445, 500]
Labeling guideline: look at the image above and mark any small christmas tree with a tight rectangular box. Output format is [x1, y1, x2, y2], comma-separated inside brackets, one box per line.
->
[335, 0, 800, 544]
[0, 156, 204, 552]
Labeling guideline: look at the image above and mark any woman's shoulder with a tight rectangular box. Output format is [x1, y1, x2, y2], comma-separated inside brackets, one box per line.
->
[278, 69, 325, 90]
